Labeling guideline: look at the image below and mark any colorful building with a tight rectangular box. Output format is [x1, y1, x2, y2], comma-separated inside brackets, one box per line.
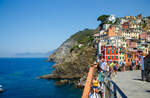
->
[108, 26, 116, 37]
[125, 52, 135, 66]
[122, 30, 139, 39]
[101, 45, 119, 63]
[119, 47, 125, 63]
[122, 22, 129, 29]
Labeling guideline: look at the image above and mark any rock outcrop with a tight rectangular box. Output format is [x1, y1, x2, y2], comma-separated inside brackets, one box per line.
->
[40, 29, 98, 85]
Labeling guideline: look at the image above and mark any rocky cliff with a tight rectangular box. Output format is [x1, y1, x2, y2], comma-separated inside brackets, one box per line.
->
[40, 29, 98, 84]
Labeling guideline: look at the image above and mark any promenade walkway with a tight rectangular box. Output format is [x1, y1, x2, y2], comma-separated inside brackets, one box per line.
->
[113, 70, 150, 98]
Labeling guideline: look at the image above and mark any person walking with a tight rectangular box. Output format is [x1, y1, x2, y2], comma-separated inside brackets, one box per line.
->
[89, 88, 100, 98]
[133, 60, 136, 70]
[131, 60, 136, 70]
[92, 76, 100, 92]
[110, 61, 114, 72]
[98, 68, 104, 98]
[140, 53, 145, 81]
[113, 62, 118, 76]
[98, 68, 104, 86]
[100, 59, 107, 72]
[137, 60, 141, 70]
[122, 60, 126, 71]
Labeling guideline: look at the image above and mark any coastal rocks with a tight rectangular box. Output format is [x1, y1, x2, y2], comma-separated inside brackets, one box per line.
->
[48, 39, 76, 63]
[40, 73, 81, 79]
[55, 80, 68, 86]
[42, 29, 97, 86]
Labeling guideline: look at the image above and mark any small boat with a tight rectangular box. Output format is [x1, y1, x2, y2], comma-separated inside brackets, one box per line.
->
[0, 85, 4, 93]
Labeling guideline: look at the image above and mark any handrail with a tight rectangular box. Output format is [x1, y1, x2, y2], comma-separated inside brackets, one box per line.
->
[81, 66, 127, 98]
[81, 66, 95, 98]
[104, 77, 127, 98]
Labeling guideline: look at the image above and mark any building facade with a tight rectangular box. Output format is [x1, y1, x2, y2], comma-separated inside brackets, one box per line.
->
[101, 45, 119, 63]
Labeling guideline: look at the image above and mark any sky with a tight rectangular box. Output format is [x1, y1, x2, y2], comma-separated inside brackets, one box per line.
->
[0, 0, 150, 57]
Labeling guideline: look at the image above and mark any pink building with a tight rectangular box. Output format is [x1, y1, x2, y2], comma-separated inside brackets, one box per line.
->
[140, 32, 147, 40]
[126, 39, 137, 48]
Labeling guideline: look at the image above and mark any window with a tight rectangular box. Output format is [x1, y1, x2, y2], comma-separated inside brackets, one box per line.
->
[107, 50, 109, 54]
[107, 56, 110, 59]
[112, 56, 114, 59]
[110, 50, 112, 54]
[112, 50, 114, 54]
[116, 50, 118, 53]
[116, 56, 118, 59]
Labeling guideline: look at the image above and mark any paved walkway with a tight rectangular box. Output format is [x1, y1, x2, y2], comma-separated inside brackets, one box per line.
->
[113, 70, 150, 98]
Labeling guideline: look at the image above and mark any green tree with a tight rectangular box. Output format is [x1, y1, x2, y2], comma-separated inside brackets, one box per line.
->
[147, 16, 150, 19]
[97, 15, 110, 22]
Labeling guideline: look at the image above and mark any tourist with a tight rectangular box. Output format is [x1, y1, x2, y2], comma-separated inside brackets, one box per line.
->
[119, 60, 123, 71]
[99, 85, 104, 98]
[89, 88, 94, 98]
[98, 68, 104, 86]
[100, 59, 107, 72]
[107, 61, 112, 77]
[110, 61, 114, 73]
[98, 68, 104, 98]
[133, 60, 136, 70]
[106, 63, 110, 72]
[113, 62, 118, 75]
[92, 76, 100, 92]
[131, 60, 136, 70]
[97, 60, 101, 71]
[137, 60, 141, 70]
[121, 60, 126, 71]
[89, 88, 99, 98]
[140, 52, 145, 81]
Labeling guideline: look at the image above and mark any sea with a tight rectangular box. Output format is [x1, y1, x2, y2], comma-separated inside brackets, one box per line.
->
[0, 58, 82, 98]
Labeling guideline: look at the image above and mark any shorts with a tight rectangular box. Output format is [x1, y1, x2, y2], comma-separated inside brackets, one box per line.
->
[92, 86, 99, 89]
[113, 66, 117, 71]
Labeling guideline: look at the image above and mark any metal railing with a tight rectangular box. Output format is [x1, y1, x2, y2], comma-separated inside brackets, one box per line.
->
[103, 76, 127, 98]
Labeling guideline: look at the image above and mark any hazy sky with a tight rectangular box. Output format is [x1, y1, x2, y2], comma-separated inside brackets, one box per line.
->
[0, 0, 150, 57]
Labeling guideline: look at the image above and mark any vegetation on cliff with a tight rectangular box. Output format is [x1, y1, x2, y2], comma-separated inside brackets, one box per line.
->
[40, 29, 97, 82]
[97, 14, 110, 23]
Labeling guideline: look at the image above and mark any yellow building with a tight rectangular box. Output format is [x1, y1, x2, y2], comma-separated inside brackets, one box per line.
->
[125, 16, 136, 20]
[121, 40, 127, 48]
[129, 23, 139, 29]
[119, 47, 125, 64]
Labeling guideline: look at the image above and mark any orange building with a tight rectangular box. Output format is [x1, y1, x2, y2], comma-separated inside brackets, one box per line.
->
[125, 51, 141, 68]
[125, 52, 135, 66]
[108, 26, 116, 37]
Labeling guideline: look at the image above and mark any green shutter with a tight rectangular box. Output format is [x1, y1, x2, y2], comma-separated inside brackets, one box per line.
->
[116, 56, 118, 59]
[112, 56, 114, 59]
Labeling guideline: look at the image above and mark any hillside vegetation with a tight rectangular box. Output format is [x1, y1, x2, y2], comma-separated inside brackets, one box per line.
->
[40, 29, 97, 82]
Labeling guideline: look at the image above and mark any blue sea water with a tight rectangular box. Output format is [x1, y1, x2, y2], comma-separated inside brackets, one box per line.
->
[0, 58, 82, 98]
